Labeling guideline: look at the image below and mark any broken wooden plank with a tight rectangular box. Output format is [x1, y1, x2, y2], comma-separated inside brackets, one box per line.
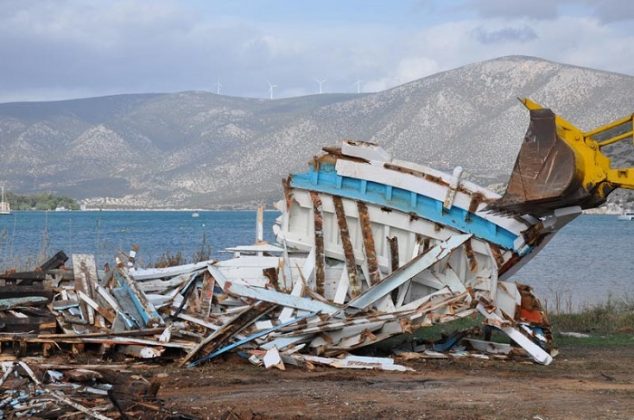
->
[388, 235, 399, 272]
[77, 291, 115, 324]
[0, 286, 54, 300]
[333, 195, 361, 297]
[298, 354, 413, 372]
[113, 268, 163, 327]
[310, 191, 326, 296]
[38, 250, 69, 271]
[0, 296, 49, 310]
[17, 361, 113, 420]
[223, 280, 339, 314]
[118, 344, 165, 359]
[263, 347, 285, 370]
[72, 254, 96, 325]
[357, 202, 381, 285]
[129, 262, 211, 281]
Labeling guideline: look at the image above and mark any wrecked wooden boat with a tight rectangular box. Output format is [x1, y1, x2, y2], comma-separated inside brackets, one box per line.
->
[3, 99, 632, 390]
[266, 139, 573, 365]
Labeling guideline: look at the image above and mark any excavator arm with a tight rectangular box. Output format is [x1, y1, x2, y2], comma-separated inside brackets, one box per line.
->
[490, 98, 634, 216]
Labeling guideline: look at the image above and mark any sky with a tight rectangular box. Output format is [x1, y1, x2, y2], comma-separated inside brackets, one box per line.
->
[0, 0, 633, 102]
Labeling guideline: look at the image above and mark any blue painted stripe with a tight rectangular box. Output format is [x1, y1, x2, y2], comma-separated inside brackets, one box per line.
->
[290, 165, 518, 250]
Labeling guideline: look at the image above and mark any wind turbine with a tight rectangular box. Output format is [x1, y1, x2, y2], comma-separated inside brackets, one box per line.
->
[267, 80, 277, 100]
[354, 80, 362, 94]
[216, 80, 222, 95]
[315, 79, 326, 94]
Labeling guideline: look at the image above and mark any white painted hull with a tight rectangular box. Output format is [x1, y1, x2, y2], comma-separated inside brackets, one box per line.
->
[219, 141, 572, 363]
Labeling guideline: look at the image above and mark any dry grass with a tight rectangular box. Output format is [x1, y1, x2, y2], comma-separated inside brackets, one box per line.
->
[550, 295, 634, 334]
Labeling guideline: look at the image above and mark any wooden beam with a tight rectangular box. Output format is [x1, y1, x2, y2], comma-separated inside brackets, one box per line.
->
[310, 191, 326, 296]
[333, 196, 361, 297]
[356, 202, 381, 285]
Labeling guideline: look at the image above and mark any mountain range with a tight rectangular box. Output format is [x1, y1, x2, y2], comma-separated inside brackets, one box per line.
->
[1, 55, 633, 209]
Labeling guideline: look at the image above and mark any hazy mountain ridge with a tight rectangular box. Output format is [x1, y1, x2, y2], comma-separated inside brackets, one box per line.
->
[1, 56, 633, 208]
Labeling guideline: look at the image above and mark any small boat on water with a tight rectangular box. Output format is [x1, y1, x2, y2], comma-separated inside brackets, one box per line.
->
[0, 186, 10, 215]
[192, 212, 200, 218]
[618, 211, 634, 221]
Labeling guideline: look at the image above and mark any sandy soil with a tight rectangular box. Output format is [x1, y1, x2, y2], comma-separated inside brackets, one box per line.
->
[150, 343, 634, 419]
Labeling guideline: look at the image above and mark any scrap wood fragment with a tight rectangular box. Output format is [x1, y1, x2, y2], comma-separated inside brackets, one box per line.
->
[118, 344, 165, 359]
[77, 291, 116, 323]
[0, 296, 49, 310]
[113, 268, 163, 327]
[73, 254, 97, 325]
[39, 250, 69, 272]
[0, 286, 54, 300]
[263, 346, 285, 370]
[129, 261, 212, 281]
[297, 354, 413, 372]
[200, 271, 215, 318]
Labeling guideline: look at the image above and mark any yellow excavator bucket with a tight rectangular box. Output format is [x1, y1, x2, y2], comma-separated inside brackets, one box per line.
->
[489, 99, 634, 216]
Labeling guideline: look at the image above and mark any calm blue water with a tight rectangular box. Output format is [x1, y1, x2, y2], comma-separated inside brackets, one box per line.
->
[0, 212, 631, 307]
[0, 210, 278, 270]
[508, 215, 634, 309]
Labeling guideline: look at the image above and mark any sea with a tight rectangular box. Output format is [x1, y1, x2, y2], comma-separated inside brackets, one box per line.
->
[0, 211, 631, 309]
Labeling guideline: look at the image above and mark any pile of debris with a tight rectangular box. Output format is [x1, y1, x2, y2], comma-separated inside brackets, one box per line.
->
[0, 244, 549, 371]
[0, 361, 162, 418]
[0, 139, 565, 417]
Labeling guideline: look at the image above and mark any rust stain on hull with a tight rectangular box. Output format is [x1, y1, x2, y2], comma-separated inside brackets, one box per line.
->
[356, 202, 381, 286]
[333, 195, 361, 297]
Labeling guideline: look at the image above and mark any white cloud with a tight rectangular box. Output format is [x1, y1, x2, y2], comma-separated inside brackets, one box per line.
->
[0, 1, 632, 102]
[365, 57, 439, 92]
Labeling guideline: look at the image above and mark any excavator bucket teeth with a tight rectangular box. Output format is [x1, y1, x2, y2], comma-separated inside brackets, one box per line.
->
[488, 108, 588, 216]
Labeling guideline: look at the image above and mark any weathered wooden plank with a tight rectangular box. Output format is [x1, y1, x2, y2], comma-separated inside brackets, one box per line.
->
[310, 191, 326, 296]
[118, 344, 165, 359]
[113, 268, 163, 327]
[333, 195, 361, 297]
[129, 261, 211, 281]
[0, 286, 54, 300]
[38, 250, 69, 271]
[200, 271, 215, 318]
[387, 236, 399, 272]
[221, 278, 339, 314]
[72, 254, 97, 325]
[464, 239, 478, 272]
[77, 291, 116, 323]
[356, 202, 381, 285]
[0, 296, 49, 310]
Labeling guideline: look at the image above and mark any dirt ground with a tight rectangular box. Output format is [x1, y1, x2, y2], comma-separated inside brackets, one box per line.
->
[148, 343, 634, 419]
